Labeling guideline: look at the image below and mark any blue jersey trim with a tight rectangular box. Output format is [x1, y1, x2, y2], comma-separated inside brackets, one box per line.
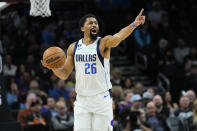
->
[73, 41, 79, 58]
[97, 38, 104, 67]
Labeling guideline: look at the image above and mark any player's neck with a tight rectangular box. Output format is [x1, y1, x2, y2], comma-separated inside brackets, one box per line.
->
[83, 36, 96, 45]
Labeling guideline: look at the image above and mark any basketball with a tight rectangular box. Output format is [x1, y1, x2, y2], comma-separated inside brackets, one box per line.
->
[42, 47, 66, 69]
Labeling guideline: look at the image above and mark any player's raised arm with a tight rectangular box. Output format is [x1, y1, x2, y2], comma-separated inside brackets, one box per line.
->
[42, 43, 75, 80]
[101, 8, 145, 48]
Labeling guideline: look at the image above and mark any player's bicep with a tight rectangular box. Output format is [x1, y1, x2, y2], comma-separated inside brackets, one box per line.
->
[100, 34, 122, 49]
[63, 44, 75, 74]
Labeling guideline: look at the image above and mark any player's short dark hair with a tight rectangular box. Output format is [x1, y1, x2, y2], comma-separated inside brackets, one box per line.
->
[79, 14, 98, 28]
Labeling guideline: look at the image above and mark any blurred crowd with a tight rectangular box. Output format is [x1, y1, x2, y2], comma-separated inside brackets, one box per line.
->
[1, 0, 197, 131]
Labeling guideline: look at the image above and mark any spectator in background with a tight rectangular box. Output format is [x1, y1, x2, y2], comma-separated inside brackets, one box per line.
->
[17, 71, 31, 92]
[111, 68, 121, 86]
[148, 1, 167, 24]
[28, 79, 40, 95]
[50, 80, 69, 101]
[175, 96, 192, 117]
[17, 93, 37, 128]
[122, 77, 133, 90]
[184, 63, 197, 92]
[185, 46, 197, 62]
[3, 55, 17, 77]
[147, 88, 155, 96]
[67, 88, 76, 112]
[118, 89, 133, 111]
[134, 23, 151, 51]
[142, 92, 153, 109]
[146, 102, 167, 131]
[51, 101, 74, 131]
[132, 82, 144, 95]
[173, 38, 189, 64]
[112, 86, 123, 103]
[41, 23, 55, 46]
[120, 94, 142, 129]
[153, 95, 170, 120]
[175, 96, 193, 131]
[186, 90, 196, 108]
[25, 100, 49, 131]
[163, 91, 178, 117]
[41, 97, 58, 118]
[7, 82, 19, 106]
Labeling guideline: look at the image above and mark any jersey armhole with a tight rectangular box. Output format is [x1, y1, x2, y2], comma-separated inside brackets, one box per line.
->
[97, 38, 104, 67]
[73, 41, 79, 58]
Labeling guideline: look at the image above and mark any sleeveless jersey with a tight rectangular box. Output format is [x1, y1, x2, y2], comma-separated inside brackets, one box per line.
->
[73, 37, 112, 96]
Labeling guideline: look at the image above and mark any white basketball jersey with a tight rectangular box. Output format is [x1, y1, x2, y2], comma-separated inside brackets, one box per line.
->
[73, 37, 112, 96]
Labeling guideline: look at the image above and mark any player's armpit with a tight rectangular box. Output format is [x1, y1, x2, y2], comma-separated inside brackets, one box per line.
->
[52, 43, 75, 80]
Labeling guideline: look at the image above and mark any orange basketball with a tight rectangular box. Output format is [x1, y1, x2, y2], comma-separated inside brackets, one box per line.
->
[42, 46, 66, 69]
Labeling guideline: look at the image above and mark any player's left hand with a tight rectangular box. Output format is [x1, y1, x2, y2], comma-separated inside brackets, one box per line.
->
[134, 8, 145, 27]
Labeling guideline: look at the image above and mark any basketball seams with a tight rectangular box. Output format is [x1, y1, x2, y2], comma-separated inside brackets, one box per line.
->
[43, 47, 66, 68]
[46, 54, 65, 66]
[43, 51, 63, 60]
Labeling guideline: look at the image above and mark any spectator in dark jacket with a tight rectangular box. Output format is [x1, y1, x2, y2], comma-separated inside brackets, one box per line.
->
[51, 100, 74, 131]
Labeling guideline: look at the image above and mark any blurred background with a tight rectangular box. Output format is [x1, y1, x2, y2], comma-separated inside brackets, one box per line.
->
[0, 0, 197, 131]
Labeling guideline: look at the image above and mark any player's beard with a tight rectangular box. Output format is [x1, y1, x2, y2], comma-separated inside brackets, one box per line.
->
[90, 32, 98, 40]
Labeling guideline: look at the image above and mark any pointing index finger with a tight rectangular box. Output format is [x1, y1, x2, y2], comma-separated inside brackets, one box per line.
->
[138, 8, 144, 16]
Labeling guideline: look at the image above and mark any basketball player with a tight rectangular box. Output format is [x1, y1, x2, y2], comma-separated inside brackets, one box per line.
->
[43, 9, 145, 131]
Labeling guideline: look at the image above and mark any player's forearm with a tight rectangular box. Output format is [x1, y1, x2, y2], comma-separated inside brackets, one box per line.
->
[107, 24, 135, 48]
[52, 68, 69, 80]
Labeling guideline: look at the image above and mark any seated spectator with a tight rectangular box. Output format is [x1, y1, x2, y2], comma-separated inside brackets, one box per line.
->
[185, 46, 197, 62]
[7, 82, 19, 106]
[175, 96, 193, 131]
[41, 97, 58, 119]
[153, 95, 170, 119]
[67, 88, 76, 112]
[41, 23, 55, 46]
[142, 92, 153, 109]
[118, 89, 133, 111]
[111, 85, 123, 103]
[51, 101, 74, 131]
[111, 67, 122, 86]
[28, 79, 40, 95]
[119, 94, 142, 129]
[50, 80, 69, 101]
[163, 91, 178, 117]
[175, 96, 192, 117]
[17, 93, 37, 128]
[184, 63, 197, 92]
[146, 102, 168, 131]
[122, 77, 133, 90]
[3, 55, 17, 77]
[25, 100, 49, 131]
[147, 88, 155, 96]
[134, 23, 151, 51]
[132, 82, 144, 95]
[148, 1, 167, 25]
[113, 100, 122, 131]
[173, 38, 190, 64]
[186, 90, 196, 109]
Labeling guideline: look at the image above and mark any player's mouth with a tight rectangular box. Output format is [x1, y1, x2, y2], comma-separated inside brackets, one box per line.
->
[91, 28, 97, 35]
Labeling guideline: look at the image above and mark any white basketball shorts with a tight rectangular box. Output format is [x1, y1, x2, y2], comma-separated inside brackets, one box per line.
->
[74, 90, 113, 131]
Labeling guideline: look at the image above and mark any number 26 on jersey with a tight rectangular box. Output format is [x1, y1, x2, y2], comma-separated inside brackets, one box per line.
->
[85, 63, 97, 74]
